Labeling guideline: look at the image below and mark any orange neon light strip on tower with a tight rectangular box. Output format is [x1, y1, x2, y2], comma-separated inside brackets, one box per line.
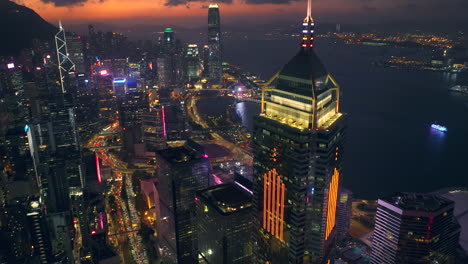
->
[266, 170, 271, 232]
[263, 172, 267, 229]
[275, 174, 281, 238]
[263, 169, 285, 241]
[279, 182, 285, 241]
[325, 168, 340, 240]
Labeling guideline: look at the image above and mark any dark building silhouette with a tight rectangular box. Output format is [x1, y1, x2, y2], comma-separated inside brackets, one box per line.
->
[196, 183, 253, 264]
[156, 140, 210, 263]
[371, 193, 461, 264]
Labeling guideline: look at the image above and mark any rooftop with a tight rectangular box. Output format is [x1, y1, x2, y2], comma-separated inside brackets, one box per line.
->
[381, 192, 453, 213]
[280, 48, 327, 81]
[157, 140, 205, 164]
[197, 183, 252, 216]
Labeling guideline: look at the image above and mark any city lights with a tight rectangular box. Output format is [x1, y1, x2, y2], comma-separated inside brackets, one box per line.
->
[1, 0, 466, 263]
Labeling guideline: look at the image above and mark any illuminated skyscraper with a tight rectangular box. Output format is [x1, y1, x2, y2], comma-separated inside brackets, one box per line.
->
[252, 0, 346, 262]
[186, 44, 201, 80]
[55, 21, 76, 93]
[163, 26, 175, 53]
[142, 106, 167, 151]
[66, 35, 86, 74]
[208, 3, 222, 85]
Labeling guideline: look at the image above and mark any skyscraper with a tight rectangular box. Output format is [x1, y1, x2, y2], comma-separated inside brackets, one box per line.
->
[208, 3, 222, 85]
[335, 188, 352, 240]
[252, 0, 346, 262]
[371, 193, 460, 264]
[186, 44, 201, 80]
[163, 26, 175, 53]
[156, 140, 210, 263]
[196, 183, 253, 264]
[66, 35, 86, 74]
[55, 21, 76, 93]
[142, 106, 167, 151]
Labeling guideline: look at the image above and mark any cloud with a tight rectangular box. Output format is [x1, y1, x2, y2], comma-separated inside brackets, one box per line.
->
[244, 0, 300, 4]
[165, 0, 232, 7]
[40, 0, 104, 7]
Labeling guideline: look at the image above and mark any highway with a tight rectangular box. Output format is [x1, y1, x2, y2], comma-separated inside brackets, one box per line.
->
[87, 122, 149, 264]
[188, 93, 253, 166]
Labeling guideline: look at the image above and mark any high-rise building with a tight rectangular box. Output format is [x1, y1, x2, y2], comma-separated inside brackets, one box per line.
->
[66, 35, 86, 74]
[55, 22, 76, 93]
[156, 56, 170, 88]
[335, 188, 352, 240]
[156, 140, 210, 263]
[142, 106, 167, 152]
[196, 183, 253, 264]
[186, 44, 201, 80]
[26, 200, 53, 264]
[163, 26, 175, 53]
[208, 3, 222, 85]
[202, 44, 210, 77]
[252, 0, 346, 262]
[95, 72, 115, 119]
[118, 92, 149, 153]
[371, 193, 460, 264]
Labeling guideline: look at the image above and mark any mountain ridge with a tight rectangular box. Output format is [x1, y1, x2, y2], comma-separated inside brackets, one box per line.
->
[0, 0, 58, 56]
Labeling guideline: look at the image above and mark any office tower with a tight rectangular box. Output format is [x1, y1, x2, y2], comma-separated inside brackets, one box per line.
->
[112, 77, 128, 97]
[335, 188, 352, 240]
[186, 44, 201, 80]
[66, 35, 86, 74]
[156, 140, 210, 263]
[196, 183, 253, 264]
[118, 92, 149, 153]
[163, 26, 175, 53]
[55, 22, 76, 93]
[208, 3, 222, 85]
[111, 58, 128, 78]
[157, 56, 171, 88]
[142, 106, 167, 151]
[0, 62, 34, 183]
[26, 200, 53, 264]
[25, 33, 85, 261]
[371, 193, 460, 264]
[252, 0, 346, 262]
[1, 197, 32, 263]
[96, 72, 115, 119]
[202, 44, 210, 77]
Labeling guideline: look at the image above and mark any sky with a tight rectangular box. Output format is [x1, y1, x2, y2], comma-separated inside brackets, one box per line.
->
[12, 0, 468, 29]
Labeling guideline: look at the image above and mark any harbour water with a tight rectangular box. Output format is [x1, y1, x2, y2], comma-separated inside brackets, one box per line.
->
[199, 38, 468, 199]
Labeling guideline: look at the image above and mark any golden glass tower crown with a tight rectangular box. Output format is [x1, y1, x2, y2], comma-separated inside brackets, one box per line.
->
[253, 0, 346, 262]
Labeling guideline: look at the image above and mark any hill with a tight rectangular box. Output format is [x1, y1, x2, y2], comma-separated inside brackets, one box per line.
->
[0, 0, 57, 56]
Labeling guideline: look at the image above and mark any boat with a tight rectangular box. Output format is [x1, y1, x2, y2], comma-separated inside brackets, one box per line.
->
[431, 124, 448, 132]
[449, 85, 468, 94]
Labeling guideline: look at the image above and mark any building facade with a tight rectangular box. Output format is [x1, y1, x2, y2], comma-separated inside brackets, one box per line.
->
[156, 140, 210, 263]
[196, 183, 253, 264]
[335, 188, 352, 240]
[371, 193, 460, 264]
[207, 3, 222, 85]
[252, 2, 347, 263]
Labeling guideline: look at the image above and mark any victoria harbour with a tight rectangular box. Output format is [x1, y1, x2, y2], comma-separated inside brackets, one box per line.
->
[2, 0, 468, 262]
[210, 38, 468, 199]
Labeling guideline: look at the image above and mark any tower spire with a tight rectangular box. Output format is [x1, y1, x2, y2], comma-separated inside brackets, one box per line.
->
[301, 0, 315, 49]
